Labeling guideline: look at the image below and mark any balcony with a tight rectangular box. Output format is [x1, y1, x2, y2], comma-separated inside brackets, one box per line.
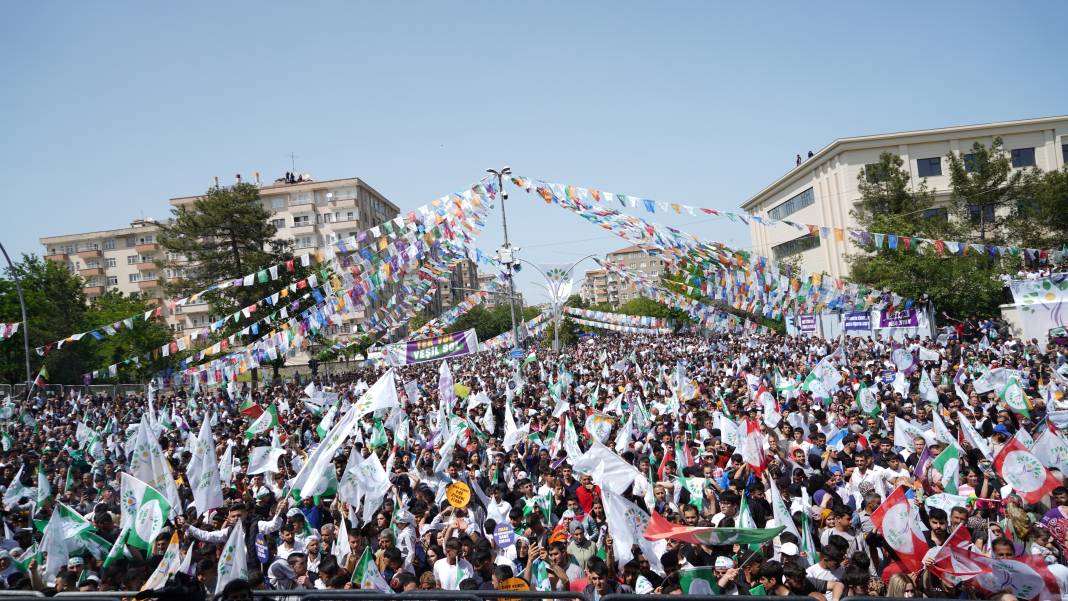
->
[329, 195, 357, 209]
[83, 285, 104, 295]
[135, 242, 160, 253]
[136, 261, 158, 271]
[79, 267, 104, 277]
[76, 249, 102, 259]
[44, 253, 68, 263]
[181, 302, 210, 314]
[144, 298, 163, 307]
[137, 279, 160, 290]
[291, 223, 316, 235]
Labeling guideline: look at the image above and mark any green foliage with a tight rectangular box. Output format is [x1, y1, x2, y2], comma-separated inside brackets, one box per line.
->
[849, 150, 1006, 318]
[446, 303, 541, 342]
[0, 255, 178, 384]
[84, 292, 175, 381]
[945, 138, 1035, 243]
[564, 294, 587, 309]
[1009, 166, 1068, 249]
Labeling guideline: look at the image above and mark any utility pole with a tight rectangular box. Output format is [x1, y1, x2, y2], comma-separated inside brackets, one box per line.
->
[0, 242, 31, 386]
[486, 166, 520, 349]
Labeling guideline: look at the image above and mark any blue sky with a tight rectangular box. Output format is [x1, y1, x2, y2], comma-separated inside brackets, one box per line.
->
[2, 1, 1065, 303]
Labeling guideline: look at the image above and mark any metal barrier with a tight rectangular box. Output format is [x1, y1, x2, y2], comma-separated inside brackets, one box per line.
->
[301, 592, 485, 601]
[603, 596, 811, 601]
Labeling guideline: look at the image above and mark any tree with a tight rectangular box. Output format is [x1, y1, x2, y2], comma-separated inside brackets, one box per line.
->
[849, 151, 1005, 318]
[159, 183, 322, 385]
[0, 255, 89, 384]
[945, 138, 1035, 243]
[84, 291, 175, 382]
[1010, 165, 1068, 250]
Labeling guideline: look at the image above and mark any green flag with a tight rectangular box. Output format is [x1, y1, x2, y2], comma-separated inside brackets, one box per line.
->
[677, 476, 707, 510]
[120, 473, 173, 550]
[855, 381, 880, 417]
[351, 546, 390, 591]
[244, 403, 279, 440]
[930, 444, 960, 494]
[679, 566, 718, 594]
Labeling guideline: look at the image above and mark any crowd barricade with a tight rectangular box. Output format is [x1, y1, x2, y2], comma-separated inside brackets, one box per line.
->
[0, 384, 10, 397]
[602, 595, 810, 601]
[300, 591, 487, 601]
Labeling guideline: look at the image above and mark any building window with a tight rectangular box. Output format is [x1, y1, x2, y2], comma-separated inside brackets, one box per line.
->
[102, 239, 115, 250]
[772, 233, 821, 259]
[1011, 147, 1036, 168]
[768, 188, 815, 220]
[271, 219, 285, 230]
[105, 258, 116, 268]
[271, 196, 287, 210]
[963, 153, 977, 173]
[968, 204, 996, 224]
[138, 234, 154, 244]
[916, 157, 942, 177]
[106, 276, 118, 286]
[293, 215, 311, 226]
[127, 255, 138, 265]
[128, 273, 141, 283]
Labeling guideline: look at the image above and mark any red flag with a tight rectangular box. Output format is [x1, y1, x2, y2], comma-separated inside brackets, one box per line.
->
[993, 437, 1059, 504]
[740, 418, 768, 476]
[928, 524, 992, 583]
[240, 401, 264, 419]
[871, 486, 929, 573]
[658, 445, 675, 481]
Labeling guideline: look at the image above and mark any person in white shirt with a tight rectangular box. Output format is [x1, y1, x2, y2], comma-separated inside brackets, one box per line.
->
[433, 538, 474, 590]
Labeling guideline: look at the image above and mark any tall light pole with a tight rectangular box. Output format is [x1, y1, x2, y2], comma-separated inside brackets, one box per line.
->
[0, 242, 31, 386]
[487, 166, 521, 349]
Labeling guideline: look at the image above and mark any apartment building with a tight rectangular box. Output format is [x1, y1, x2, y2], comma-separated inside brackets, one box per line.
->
[168, 175, 401, 334]
[476, 271, 524, 308]
[579, 245, 665, 307]
[42, 219, 166, 305]
[741, 115, 1068, 279]
[41, 175, 405, 338]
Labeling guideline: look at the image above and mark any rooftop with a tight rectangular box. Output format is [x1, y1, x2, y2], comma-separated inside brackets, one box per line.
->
[41, 219, 162, 244]
[740, 114, 1068, 210]
[170, 175, 400, 213]
[607, 244, 647, 256]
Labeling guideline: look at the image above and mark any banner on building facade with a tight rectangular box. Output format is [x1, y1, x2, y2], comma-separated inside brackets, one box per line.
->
[877, 309, 919, 329]
[387, 329, 479, 366]
[844, 312, 872, 331]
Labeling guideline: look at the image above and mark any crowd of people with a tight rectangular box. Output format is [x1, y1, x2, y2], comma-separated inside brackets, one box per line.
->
[1, 323, 1067, 600]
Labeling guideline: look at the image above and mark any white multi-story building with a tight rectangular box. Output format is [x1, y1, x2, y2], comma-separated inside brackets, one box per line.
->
[41, 175, 402, 338]
[42, 219, 166, 306]
[741, 115, 1068, 279]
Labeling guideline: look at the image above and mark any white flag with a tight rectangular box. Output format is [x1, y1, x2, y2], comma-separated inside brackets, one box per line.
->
[215, 520, 248, 595]
[247, 446, 287, 475]
[186, 416, 224, 516]
[353, 370, 400, 417]
[127, 415, 181, 518]
[290, 406, 358, 499]
[602, 488, 664, 575]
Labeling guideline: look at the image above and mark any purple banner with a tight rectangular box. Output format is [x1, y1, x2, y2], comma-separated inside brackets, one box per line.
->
[844, 311, 872, 331]
[878, 309, 918, 328]
[798, 315, 818, 332]
[387, 329, 479, 366]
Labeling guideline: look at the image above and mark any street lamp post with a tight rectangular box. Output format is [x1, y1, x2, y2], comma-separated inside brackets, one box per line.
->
[0, 242, 31, 386]
[487, 166, 521, 349]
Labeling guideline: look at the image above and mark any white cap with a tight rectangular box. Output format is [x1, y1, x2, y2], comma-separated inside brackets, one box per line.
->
[780, 542, 799, 556]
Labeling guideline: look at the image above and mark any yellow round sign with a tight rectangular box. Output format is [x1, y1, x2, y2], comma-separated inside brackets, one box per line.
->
[446, 481, 471, 508]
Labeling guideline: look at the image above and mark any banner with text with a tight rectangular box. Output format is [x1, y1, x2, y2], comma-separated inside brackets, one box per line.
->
[386, 329, 480, 366]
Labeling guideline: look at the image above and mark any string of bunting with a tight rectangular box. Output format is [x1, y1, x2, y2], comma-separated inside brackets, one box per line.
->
[482, 312, 551, 350]
[88, 182, 493, 384]
[511, 175, 910, 320]
[181, 239, 477, 385]
[563, 307, 666, 329]
[511, 176, 1065, 262]
[176, 187, 494, 385]
[569, 316, 670, 336]
[410, 267, 510, 339]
